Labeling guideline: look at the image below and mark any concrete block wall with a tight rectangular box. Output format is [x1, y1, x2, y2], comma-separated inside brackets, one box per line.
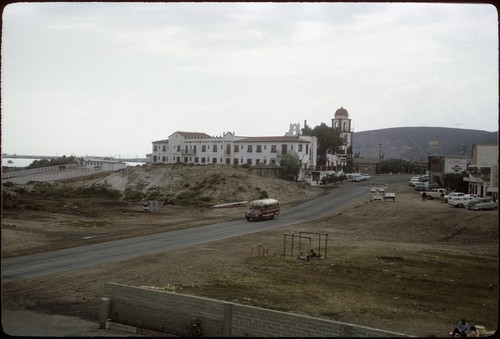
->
[102, 282, 412, 337]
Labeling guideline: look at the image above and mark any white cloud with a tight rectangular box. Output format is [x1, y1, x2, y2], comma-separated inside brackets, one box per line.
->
[2, 2, 497, 158]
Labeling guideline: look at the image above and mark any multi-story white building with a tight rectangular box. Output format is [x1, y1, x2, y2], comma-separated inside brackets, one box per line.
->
[150, 124, 318, 180]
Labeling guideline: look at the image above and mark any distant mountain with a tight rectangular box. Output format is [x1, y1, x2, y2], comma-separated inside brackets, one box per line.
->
[352, 127, 498, 161]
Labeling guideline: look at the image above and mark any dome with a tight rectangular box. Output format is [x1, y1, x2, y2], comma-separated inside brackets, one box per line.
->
[335, 106, 348, 117]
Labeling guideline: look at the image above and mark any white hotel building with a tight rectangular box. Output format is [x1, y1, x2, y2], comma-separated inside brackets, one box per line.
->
[150, 123, 318, 180]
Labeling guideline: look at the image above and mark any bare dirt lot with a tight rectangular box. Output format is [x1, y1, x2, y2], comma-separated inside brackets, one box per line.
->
[1, 165, 498, 337]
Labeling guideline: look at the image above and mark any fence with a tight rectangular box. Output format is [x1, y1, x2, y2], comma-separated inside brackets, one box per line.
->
[101, 282, 412, 337]
[2, 164, 109, 185]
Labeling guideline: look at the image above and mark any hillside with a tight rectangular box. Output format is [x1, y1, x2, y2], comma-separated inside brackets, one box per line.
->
[352, 127, 497, 161]
[67, 164, 325, 207]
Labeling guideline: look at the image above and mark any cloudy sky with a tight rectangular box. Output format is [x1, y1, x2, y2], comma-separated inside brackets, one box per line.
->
[2, 2, 498, 158]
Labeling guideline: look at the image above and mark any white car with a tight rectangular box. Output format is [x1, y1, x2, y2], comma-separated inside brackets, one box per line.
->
[443, 192, 465, 203]
[448, 195, 477, 208]
[409, 175, 428, 186]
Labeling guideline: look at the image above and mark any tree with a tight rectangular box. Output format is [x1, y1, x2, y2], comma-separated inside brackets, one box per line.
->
[302, 123, 343, 166]
[278, 152, 301, 181]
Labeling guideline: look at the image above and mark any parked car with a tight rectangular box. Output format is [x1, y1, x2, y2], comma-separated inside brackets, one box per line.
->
[443, 192, 465, 203]
[421, 188, 448, 200]
[471, 200, 498, 211]
[409, 175, 428, 186]
[414, 182, 427, 191]
[361, 174, 371, 181]
[467, 197, 491, 210]
[352, 174, 363, 182]
[448, 195, 476, 208]
[409, 176, 421, 186]
[427, 183, 440, 190]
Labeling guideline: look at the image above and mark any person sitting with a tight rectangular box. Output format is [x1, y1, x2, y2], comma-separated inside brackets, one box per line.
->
[468, 326, 479, 337]
[451, 319, 470, 337]
[297, 252, 310, 261]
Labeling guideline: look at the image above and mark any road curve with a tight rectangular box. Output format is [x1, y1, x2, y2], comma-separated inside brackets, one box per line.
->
[2, 176, 407, 282]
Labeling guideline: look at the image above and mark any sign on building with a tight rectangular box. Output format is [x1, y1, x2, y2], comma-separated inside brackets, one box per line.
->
[444, 158, 467, 174]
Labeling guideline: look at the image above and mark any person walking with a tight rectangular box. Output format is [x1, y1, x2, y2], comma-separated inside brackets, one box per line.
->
[422, 191, 427, 201]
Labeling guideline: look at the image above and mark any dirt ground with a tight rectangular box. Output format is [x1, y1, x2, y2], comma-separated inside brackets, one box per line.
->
[1, 166, 498, 337]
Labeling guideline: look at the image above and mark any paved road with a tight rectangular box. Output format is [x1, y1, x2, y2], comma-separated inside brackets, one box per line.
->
[2, 175, 409, 282]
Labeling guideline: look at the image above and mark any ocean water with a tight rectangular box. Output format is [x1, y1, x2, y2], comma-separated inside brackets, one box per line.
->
[2, 157, 146, 168]
[2, 158, 40, 168]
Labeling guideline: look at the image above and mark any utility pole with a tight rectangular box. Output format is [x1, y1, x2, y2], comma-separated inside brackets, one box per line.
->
[378, 144, 383, 174]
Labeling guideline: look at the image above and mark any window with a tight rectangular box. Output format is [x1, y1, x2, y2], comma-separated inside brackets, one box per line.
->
[176, 145, 180, 152]
[213, 145, 217, 151]
[247, 145, 253, 152]
[201, 157, 206, 163]
[298, 144, 303, 152]
[234, 145, 239, 152]
[271, 145, 277, 153]
[195, 157, 199, 163]
[185, 145, 188, 153]
[256, 145, 262, 153]
[212, 158, 217, 164]
[162, 156, 166, 162]
[233, 158, 238, 165]
[184, 157, 188, 162]
[202, 145, 206, 152]
[153, 155, 158, 162]
[271, 158, 276, 164]
[247, 159, 252, 165]
[193, 145, 197, 153]
[281, 144, 287, 155]
[256, 159, 260, 165]
[162, 145, 166, 151]
[226, 158, 231, 164]
[153, 145, 157, 151]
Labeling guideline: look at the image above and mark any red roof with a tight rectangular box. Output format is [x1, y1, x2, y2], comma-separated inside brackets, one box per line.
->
[235, 136, 310, 143]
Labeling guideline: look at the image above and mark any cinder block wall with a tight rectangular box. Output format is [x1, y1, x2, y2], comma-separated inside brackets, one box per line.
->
[102, 282, 412, 337]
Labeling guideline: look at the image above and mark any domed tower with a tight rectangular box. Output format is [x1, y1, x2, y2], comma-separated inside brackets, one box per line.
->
[327, 106, 354, 171]
[332, 106, 353, 150]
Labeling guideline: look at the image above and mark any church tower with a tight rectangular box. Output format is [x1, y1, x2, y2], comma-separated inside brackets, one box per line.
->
[327, 106, 354, 171]
[331, 106, 353, 150]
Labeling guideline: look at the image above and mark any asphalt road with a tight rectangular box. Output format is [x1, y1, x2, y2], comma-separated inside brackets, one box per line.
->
[2, 175, 408, 283]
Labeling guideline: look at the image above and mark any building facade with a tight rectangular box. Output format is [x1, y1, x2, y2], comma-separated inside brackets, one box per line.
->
[83, 158, 127, 171]
[463, 144, 498, 200]
[150, 126, 318, 181]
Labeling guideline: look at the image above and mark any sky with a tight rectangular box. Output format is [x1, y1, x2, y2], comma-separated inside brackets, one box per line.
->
[2, 2, 498, 159]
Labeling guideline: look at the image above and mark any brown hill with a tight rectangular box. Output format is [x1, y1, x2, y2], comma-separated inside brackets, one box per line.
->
[353, 127, 497, 161]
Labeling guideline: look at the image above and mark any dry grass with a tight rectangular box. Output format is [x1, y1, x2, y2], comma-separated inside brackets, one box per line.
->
[2, 167, 498, 337]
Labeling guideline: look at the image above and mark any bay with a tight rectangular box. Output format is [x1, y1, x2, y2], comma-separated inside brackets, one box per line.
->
[2, 157, 146, 168]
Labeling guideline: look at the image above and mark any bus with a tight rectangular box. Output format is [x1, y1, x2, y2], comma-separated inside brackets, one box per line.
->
[245, 199, 280, 221]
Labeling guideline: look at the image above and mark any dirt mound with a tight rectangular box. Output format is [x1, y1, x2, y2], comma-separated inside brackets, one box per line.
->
[75, 164, 324, 206]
